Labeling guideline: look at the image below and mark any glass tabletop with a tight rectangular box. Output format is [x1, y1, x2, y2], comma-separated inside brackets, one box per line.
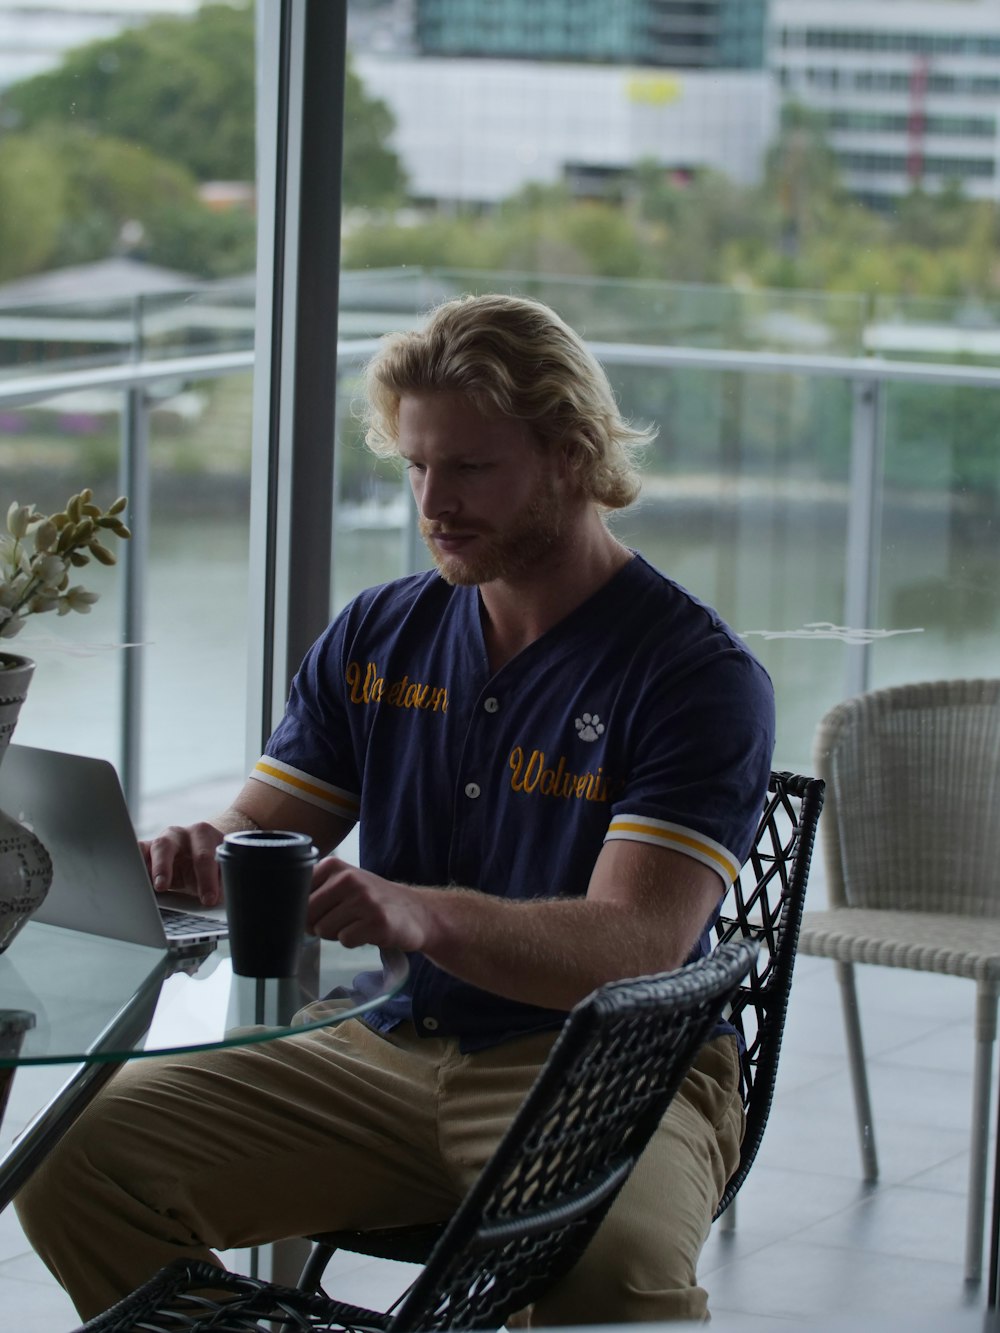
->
[0, 921, 408, 1067]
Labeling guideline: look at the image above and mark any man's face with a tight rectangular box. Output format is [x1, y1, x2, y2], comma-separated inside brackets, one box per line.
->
[397, 391, 569, 587]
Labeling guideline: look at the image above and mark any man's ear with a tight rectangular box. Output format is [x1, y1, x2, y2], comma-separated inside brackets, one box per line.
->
[559, 434, 591, 486]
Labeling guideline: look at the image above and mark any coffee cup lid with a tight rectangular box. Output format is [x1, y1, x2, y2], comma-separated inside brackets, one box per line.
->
[216, 830, 317, 860]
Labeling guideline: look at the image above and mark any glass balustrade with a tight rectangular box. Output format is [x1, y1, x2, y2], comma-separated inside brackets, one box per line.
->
[1, 270, 998, 828]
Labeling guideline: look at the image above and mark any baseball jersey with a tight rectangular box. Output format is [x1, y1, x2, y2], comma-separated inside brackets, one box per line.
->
[252, 552, 775, 1050]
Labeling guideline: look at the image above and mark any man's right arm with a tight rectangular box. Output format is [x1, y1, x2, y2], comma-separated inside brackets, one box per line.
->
[141, 779, 356, 907]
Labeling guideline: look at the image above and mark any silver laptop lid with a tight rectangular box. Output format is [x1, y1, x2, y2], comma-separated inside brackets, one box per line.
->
[0, 744, 223, 951]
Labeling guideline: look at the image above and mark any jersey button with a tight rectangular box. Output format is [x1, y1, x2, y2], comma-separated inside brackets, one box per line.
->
[484, 696, 499, 713]
[465, 782, 481, 799]
[422, 1017, 440, 1032]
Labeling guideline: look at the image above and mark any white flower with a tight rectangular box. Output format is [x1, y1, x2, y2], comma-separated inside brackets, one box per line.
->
[0, 534, 29, 576]
[33, 519, 58, 554]
[59, 586, 100, 615]
[36, 554, 67, 589]
[6, 503, 34, 539]
[0, 612, 24, 638]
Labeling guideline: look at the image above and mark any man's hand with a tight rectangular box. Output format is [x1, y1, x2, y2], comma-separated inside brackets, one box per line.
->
[306, 842, 724, 1013]
[140, 822, 226, 906]
[306, 858, 434, 953]
[138, 778, 357, 910]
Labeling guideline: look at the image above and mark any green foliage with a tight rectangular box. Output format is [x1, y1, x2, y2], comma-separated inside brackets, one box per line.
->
[2, 2, 404, 197]
[0, 2, 405, 280]
[343, 62, 408, 207]
[3, 3, 256, 182]
[0, 125, 201, 277]
[142, 203, 257, 278]
[0, 136, 66, 280]
[344, 213, 495, 272]
[633, 162, 762, 284]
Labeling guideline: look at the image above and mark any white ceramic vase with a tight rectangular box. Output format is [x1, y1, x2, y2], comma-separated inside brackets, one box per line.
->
[0, 654, 52, 953]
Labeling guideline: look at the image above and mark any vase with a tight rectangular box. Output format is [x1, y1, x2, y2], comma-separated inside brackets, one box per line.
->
[0, 653, 52, 953]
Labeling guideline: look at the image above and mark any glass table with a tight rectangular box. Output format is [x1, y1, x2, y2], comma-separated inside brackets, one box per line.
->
[0, 919, 408, 1212]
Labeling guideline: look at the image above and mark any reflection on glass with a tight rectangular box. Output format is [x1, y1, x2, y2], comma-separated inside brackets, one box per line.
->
[1, 0, 998, 812]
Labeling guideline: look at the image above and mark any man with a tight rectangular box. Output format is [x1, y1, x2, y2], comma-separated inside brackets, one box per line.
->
[16, 293, 775, 1323]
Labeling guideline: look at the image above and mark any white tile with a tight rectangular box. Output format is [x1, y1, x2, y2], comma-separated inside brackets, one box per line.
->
[0, 1271, 77, 1333]
[1, 925, 994, 1328]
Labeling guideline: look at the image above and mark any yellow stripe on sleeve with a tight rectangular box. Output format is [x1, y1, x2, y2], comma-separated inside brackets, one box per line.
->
[605, 815, 740, 885]
[251, 758, 360, 818]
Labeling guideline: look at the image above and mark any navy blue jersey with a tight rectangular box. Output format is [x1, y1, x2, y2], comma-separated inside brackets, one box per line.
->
[253, 553, 775, 1049]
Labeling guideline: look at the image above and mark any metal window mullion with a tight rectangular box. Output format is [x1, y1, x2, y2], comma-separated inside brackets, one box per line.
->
[843, 378, 885, 700]
[118, 383, 150, 813]
[247, 0, 347, 764]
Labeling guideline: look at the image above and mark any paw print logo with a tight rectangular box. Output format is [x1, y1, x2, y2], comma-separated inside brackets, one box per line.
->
[575, 713, 605, 743]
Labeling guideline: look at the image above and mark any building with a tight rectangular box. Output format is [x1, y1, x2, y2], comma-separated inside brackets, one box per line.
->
[354, 53, 776, 205]
[770, 0, 1000, 206]
[414, 0, 767, 70]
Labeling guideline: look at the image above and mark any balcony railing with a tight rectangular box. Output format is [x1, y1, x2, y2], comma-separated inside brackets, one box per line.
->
[2, 274, 999, 828]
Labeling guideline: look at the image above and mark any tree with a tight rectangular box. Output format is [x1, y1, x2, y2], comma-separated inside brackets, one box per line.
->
[762, 101, 846, 260]
[632, 162, 764, 284]
[342, 61, 408, 207]
[0, 4, 407, 282]
[0, 136, 66, 281]
[0, 126, 202, 279]
[0, 3, 406, 195]
[894, 179, 974, 251]
[2, 4, 256, 183]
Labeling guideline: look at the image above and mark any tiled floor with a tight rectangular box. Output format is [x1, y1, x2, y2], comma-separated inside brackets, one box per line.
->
[2, 890, 997, 1328]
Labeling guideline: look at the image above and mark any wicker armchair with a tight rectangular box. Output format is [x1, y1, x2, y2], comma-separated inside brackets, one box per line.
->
[298, 769, 825, 1282]
[70, 940, 759, 1333]
[797, 678, 1000, 1283]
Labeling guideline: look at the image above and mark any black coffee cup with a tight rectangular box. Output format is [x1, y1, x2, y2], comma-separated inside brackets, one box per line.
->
[216, 830, 318, 978]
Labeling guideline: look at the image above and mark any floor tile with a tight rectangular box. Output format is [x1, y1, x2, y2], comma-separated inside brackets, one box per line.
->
[706, 1238, 979, 1321]
[701, 1164, 871, 1263]
[797, 1184, 968, 1267]
[0, 937, 994, 1330]
[0, 1270, 77, 1333]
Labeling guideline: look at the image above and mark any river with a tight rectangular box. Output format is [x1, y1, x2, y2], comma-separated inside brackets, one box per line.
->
[9, 486, 998, 836]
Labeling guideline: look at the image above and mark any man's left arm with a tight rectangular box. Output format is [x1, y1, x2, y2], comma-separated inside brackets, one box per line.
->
[305, 839, 723, 1013]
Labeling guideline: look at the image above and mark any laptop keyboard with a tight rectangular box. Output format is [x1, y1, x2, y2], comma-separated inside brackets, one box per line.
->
[159, 906, 227, 938]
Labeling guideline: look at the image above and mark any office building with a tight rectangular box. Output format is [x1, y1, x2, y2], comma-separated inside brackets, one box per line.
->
[414, 0, 767, 70]
[770, 0, 1000, 205]
[354, 53, 776, 204]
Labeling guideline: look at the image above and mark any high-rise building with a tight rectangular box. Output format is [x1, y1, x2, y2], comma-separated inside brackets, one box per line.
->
[770, 0, 1000, 206]
[414, 0, 767, 70]
[354, 51, 775, 205]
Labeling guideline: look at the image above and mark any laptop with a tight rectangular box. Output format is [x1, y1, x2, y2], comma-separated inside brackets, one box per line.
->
[0, 744, 228, 954]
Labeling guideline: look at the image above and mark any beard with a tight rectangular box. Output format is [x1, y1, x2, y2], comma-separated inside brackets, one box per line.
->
[420, 479, 566, 587]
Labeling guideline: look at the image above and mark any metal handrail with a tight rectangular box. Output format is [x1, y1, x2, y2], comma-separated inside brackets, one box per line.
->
[3, 339, 1000, 409]
[4, 335, 999, 811]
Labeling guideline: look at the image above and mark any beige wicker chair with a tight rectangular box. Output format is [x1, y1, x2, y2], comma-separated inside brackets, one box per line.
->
[798, 678, 1000, 1284]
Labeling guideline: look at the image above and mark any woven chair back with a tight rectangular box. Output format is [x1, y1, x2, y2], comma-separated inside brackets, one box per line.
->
[712, 770, 824, 1216]
[387, 939, 758, 1332]
[814, 679, 1000, 917]
[300, 771, 825, 1272]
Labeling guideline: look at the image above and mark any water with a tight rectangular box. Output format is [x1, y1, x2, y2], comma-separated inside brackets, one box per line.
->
[9, 486, 997, 840]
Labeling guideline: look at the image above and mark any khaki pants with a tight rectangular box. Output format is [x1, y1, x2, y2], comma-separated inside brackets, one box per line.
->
[14, 1010, 743, 1324]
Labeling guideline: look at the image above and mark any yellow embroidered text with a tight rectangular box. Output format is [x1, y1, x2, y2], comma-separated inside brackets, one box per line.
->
[508, 746, 613, 802]
[345, 660, 448, 712]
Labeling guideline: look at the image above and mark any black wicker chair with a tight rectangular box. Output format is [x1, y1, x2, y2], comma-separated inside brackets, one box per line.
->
[70, 939, 759, 1333]
[298, 768, 824, 1283]
[711, 769, 825, 1224]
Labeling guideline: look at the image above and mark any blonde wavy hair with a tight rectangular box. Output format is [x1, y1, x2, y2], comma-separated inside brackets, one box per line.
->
[363, 293, 654, 510]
